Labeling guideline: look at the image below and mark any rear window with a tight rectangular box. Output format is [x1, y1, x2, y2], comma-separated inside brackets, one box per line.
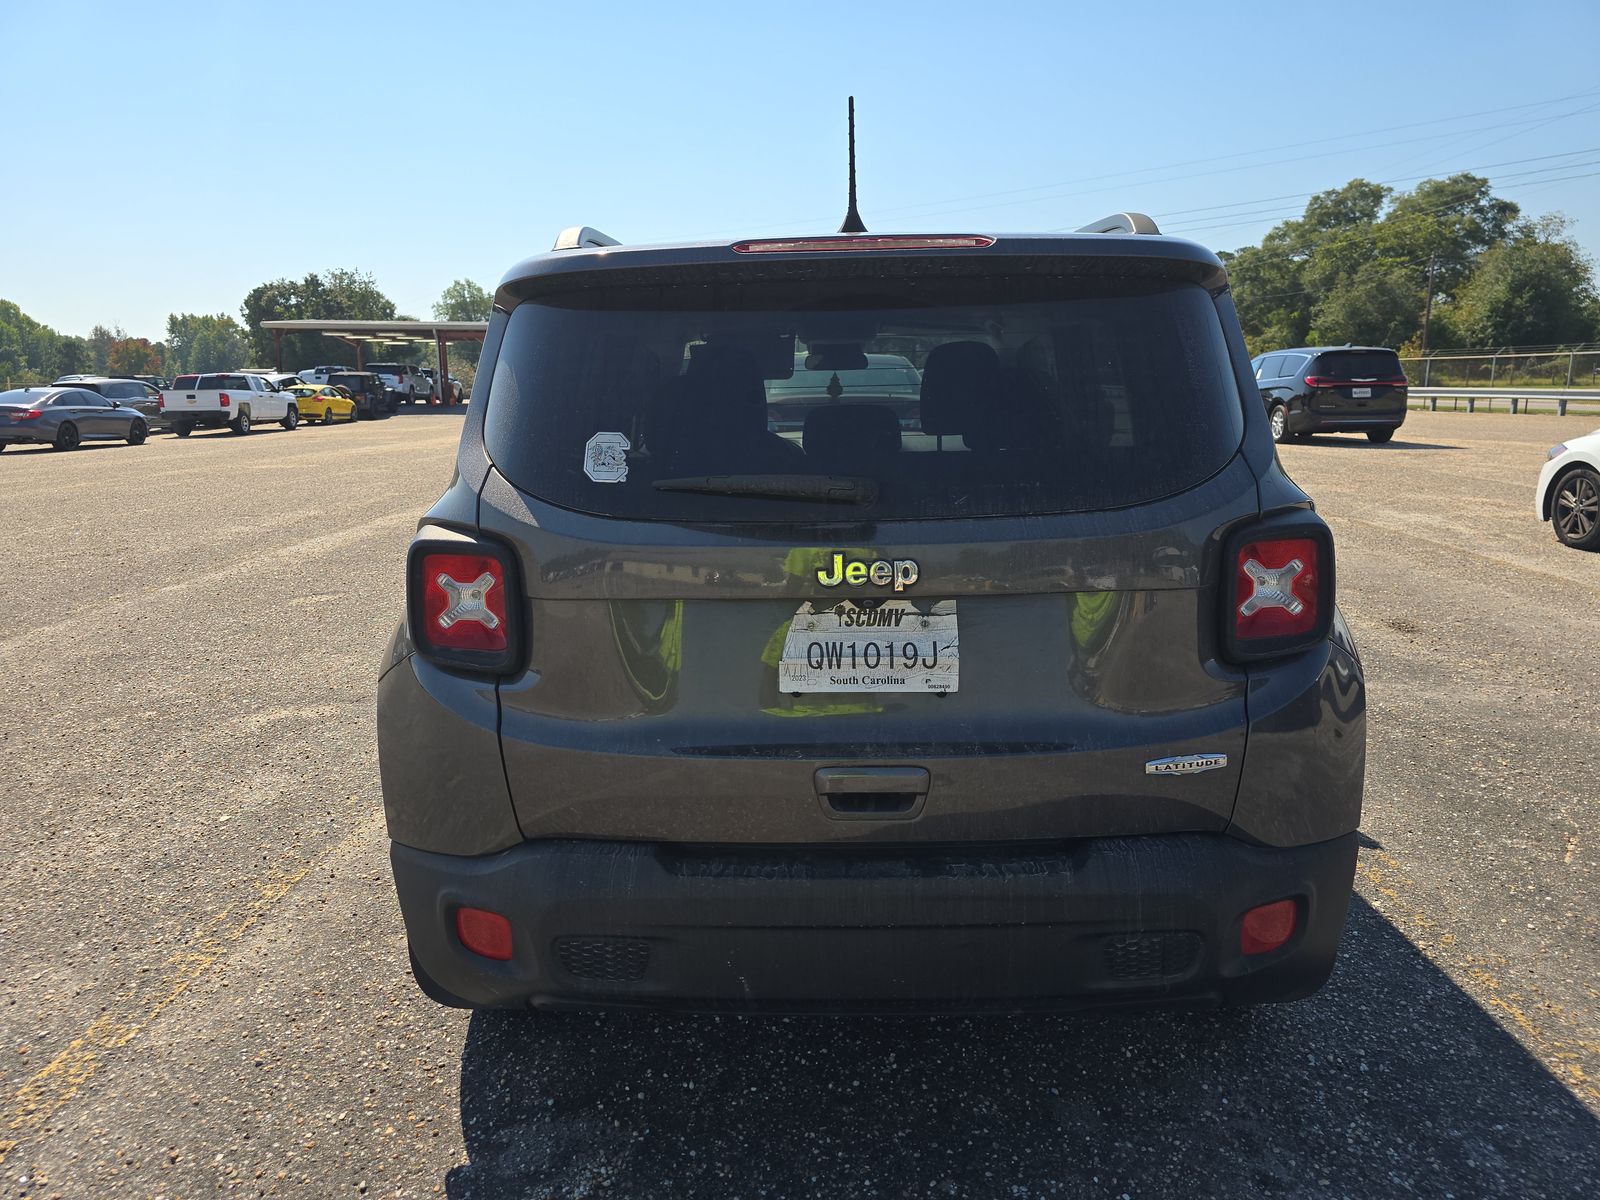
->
[197, 374, 251, 389]
[1312, 350, 1402, 379]
[173, 375, 198, 389]
[483, 274, 1245, 523]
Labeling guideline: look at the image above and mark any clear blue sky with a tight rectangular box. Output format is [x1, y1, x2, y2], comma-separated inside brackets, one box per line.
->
[4, 0, 1599, 342]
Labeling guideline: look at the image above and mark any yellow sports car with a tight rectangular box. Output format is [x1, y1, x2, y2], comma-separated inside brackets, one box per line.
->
[285, 384, 356, 424]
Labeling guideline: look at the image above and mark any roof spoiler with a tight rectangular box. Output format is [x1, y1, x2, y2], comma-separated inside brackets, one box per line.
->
[552, 225, 622, 251]
[1075, 212, 1161, 235]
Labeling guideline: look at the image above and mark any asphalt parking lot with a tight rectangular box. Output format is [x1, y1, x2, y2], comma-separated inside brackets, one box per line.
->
[1, 410, 1596, 1198]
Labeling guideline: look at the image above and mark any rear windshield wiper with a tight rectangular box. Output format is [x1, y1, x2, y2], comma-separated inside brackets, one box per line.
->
[653, 474, 878, 504]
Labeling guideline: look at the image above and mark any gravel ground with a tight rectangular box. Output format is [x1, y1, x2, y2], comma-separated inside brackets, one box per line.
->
[0, 410, 1595, 1198]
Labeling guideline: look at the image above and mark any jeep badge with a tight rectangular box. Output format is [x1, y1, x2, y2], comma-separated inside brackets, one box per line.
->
[815, 553, 919, 592]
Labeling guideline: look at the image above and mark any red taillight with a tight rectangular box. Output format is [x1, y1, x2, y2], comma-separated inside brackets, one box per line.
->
[17, 409, 43, 420]
[1303, 376, 1408, 389]
[731, 234, 996, 254]
[1223, 520, 1334, 662]
[1241, 899, 1297, 955]
[157, 395, 165, 409]
[407, 539, 521, 674]
[420, 552, 508, 652]
[1235, 537, 1320, 641]
[455, 907, 513, 961]
[219, 393, 230, 407]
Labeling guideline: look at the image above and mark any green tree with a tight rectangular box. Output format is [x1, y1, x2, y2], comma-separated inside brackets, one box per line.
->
[1449, 216, 1599, 347]
[432, 278, 491, 367]
[107, 337, 163, 376]
[1309, 261, 1423, 348]
[87, 324, 124, 374]
[166, 313, 249, 374]
[1226, 173, 1581, 353]
[240, 269, 397, 370]
[433, 279, 491, 322]
[0, 300, 92, 386]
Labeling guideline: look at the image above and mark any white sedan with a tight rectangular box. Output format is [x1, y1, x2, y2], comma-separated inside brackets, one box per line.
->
[1535, 427, 1600, 550]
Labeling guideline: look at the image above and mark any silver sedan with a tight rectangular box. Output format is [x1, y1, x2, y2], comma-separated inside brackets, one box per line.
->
[0, 387, 150, 451]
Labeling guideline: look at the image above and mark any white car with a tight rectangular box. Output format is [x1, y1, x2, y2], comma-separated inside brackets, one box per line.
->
[1535, 427, 1600, 549]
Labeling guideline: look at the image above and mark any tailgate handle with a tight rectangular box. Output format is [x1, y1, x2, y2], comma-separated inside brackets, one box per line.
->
[815, 766, 929, 820]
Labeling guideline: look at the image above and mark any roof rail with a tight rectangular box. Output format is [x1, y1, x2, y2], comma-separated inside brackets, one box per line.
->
[1075, 212, 1161, 236]
[552, 225, 622, 251]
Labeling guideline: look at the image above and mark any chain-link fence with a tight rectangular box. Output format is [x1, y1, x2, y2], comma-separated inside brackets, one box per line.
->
[1402, 349, 1600, 391]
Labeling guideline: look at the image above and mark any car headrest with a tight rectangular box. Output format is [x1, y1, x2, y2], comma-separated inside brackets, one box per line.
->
[920, 341, 1001, 437]
[679, 345, 769, 436]
[803, 404, 901, 466]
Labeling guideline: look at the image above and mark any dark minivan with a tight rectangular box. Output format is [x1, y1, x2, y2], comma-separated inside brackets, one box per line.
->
[1253, 345, 1408, 443]
[378, 221, 1367, 1013]
[327, 371, 393, 419]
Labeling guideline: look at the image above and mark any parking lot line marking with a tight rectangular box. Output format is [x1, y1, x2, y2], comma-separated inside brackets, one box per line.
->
[1358, 847, 1600, 1104]
[0, 823, 372, 1168]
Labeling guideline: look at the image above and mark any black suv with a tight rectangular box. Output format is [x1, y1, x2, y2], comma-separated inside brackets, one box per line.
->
[1252, 345, 1409, 444]
[378, 220, 1367, 1013]
[327, 371, 393, 419]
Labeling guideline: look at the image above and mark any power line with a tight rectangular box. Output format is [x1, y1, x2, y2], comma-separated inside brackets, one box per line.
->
[857, 86, 1600, 223]
[1164, 159, 1600, 237]
[1146, 147, 1600, 224]
[1195, 166, 1600, 276]
[694, 86, 1600, 239]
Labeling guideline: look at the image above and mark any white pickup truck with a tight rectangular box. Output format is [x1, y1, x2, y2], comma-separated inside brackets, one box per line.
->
[365, 362, 434, 405]
[162, 372, 300, 437]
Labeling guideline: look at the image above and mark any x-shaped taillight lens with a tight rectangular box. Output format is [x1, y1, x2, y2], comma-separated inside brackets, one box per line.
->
[1234, 538, 1320, 641]
[416, 551, 509, 655]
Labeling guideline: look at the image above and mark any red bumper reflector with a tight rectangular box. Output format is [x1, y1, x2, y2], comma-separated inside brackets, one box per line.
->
[1240, 899, 1298, 955]
[456, 907, 513, 960]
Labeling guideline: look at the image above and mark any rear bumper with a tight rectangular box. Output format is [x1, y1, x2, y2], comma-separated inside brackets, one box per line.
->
[1290, 409, 1406, 434]
[393, 831, 1358, 1013]
[168, 412, 233, 427]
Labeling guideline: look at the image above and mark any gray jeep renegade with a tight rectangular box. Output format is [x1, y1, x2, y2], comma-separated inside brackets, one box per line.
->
[378, 218, 1366, 1013]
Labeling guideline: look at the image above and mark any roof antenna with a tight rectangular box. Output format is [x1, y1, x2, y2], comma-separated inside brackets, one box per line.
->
[839, 96, 867, 233]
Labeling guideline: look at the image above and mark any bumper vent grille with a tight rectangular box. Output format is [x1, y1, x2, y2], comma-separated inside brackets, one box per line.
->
[555, 937, 651, 983]
[1101, 932, 1202, 982]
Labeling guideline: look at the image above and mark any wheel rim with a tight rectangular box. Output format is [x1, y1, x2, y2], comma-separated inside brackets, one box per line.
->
[60, 425, 78, 449]
[1555, 475, 1599, 540]
[1270, 408, 1287, 439]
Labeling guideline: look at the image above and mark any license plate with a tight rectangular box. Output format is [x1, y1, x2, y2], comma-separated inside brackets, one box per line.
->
[779, 600, 958, 693]
[1351, 387, 1372, 398]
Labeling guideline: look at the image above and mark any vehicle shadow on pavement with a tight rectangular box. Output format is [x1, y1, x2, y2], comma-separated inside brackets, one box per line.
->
[446, 897, 1599, 1199]
[1292, 438, 1463, 451]
[1, 442, 133, 455]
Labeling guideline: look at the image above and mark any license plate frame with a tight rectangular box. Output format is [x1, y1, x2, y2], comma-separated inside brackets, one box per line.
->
[778, 600, 959, 694]
[1351, 386, 1372, 398]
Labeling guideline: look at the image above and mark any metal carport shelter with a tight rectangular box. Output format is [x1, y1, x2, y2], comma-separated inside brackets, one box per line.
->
[259, 319, 488, 403]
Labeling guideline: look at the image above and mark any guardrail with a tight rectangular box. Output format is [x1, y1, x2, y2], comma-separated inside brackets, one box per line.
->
[1409, 387, 1600, 416]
